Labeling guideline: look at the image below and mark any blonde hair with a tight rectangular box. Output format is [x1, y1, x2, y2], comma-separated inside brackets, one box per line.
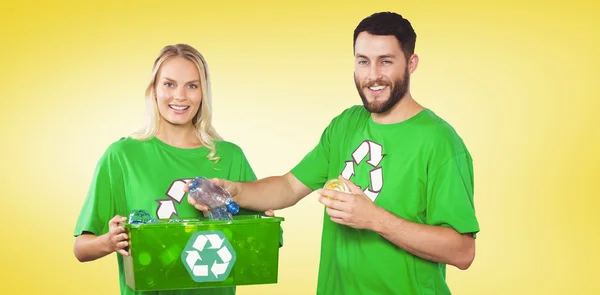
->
[131, 44, 222, 166]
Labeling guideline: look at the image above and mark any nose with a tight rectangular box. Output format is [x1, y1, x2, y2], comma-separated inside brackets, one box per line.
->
[367, 63, 382, 82]
[174, 86, 185, 99]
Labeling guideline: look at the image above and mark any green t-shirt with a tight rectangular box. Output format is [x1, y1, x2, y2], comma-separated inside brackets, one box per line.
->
[74, 137, 261, 295]
[291, 105, 480, 295]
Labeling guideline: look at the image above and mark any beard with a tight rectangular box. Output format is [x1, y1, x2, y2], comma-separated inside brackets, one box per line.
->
[355, 68, 410, 114]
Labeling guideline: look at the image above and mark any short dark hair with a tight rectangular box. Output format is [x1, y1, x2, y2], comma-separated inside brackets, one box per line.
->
[353, 12, 417, 60]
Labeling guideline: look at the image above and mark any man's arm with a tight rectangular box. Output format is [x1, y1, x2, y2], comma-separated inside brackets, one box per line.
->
[235, 172, 313, 211]
[370, 208, 475, 270]
[190, 172, 314, 212]
[318, 177, 476, 270]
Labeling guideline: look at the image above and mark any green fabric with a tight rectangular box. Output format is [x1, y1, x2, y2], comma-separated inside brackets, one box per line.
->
[74, 137, 264, 295]
[291, 105, 480, 295]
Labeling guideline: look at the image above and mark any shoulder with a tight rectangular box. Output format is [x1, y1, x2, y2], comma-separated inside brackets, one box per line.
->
[335, 105, 370, 121]
[90, 137, 140, 172]
[214, 140, 247, 157]
[213, 140, 254, 170]
[103, 136, 146, 155]
[325, 105, 370, 130]
[97, 137, 151, 165]
[418, 110, 472, 167]
[421, 110, 467, 148]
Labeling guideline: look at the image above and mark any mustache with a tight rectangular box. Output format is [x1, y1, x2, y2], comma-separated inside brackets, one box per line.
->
[361, 79, 392, 88]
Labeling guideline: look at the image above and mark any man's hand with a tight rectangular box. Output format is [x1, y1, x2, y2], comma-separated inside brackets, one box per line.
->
[318, 178, 476, 270]
[184, 178, 239, 211]
[317, 176, 381, 230]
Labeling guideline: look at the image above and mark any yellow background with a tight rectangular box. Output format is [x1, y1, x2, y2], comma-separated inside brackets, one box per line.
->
[1, 0, 598, 294]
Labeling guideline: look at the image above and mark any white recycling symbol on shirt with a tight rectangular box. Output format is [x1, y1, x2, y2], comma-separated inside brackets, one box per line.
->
[341, 140, 385, 202]
[181, 230, 237, 282]
[156, 178, 194, 219]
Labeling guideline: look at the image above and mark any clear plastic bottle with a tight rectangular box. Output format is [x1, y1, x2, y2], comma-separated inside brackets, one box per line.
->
[188, 176, 240, 220]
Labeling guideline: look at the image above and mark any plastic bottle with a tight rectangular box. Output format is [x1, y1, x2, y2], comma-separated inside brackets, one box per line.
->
[322, 179, 350, 200]
[128, 209, 158, 224]
[188, 176, 240, 220]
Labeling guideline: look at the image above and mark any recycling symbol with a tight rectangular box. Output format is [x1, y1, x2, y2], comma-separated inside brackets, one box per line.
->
[181, 230, 236, 282]
[156, 178, 193, 219]
[341, 140, 385, 202]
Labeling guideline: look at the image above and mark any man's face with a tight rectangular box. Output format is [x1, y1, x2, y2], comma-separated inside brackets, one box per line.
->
[354, 32, 410, 114]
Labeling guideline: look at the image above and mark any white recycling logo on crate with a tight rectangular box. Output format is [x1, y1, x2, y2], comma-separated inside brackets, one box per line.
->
[181, 230, 237, 282]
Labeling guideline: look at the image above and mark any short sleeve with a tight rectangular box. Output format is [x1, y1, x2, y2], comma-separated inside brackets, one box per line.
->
[426, 152, 480, 237]
[290, 124, 332, 191]
[235, 149, 257, 183]
[73, 148, 124, 237]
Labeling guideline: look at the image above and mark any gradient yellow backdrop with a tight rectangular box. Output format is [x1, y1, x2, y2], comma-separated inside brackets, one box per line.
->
[1, 0, 598, 294]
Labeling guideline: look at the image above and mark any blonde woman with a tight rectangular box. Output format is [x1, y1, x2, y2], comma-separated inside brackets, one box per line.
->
[73, 44, 263, 295]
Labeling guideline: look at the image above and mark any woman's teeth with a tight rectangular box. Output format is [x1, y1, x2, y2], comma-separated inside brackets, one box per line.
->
[169, 105, 190, 111]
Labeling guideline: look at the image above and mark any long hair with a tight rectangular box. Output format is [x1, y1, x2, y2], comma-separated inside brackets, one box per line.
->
[131, 44, 222, 166]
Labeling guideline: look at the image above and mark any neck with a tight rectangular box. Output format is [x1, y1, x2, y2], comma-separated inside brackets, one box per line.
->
[155, 121, 202, 149]
[371, 92, 425, 124]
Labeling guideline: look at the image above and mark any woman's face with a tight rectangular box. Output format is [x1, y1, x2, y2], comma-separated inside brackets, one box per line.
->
[155, 56, 203, 128]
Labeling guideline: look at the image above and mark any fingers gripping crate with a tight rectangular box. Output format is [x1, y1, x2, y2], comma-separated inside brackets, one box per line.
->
[122, 214, 284, 291]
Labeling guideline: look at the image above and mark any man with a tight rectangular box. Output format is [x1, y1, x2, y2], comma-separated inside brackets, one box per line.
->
[189, 12, 479, 295]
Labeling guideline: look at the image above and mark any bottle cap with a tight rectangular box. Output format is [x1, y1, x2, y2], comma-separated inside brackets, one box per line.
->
[226, 201, 240, 215]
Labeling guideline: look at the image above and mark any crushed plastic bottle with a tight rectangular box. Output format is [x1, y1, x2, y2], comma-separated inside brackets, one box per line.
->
[322, 179, 350, 200]
[188, 176, 240, 220]
[128, 209, 158, 224]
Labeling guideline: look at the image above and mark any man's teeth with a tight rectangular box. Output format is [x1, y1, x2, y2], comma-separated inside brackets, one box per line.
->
[369, 86, 386, 91]
[169, 105, 189, 111]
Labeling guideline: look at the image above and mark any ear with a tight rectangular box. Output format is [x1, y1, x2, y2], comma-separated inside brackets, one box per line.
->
[408, 54, 419, 74]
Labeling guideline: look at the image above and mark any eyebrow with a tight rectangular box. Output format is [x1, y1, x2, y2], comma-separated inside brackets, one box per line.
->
[355, 54, 396, 59]
[162, 77, 200, 84]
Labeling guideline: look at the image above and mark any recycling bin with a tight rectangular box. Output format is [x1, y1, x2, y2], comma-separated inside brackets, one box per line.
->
[122, 214, 284, 291]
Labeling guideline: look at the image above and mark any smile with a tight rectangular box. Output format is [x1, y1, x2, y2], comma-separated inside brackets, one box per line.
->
[368, 86, 387, 91]
[169, 105, 190, 111]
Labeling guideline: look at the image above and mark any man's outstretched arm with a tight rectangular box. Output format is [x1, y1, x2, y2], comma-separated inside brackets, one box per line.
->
[188, 172, 313, 212]
[235, 172, 313, 211]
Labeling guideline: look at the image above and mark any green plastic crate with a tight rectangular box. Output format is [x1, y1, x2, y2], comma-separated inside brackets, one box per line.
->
[122, 215, 284, 291]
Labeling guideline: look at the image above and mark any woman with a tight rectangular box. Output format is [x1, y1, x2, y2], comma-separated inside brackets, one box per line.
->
[73, 44, 262, 295]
